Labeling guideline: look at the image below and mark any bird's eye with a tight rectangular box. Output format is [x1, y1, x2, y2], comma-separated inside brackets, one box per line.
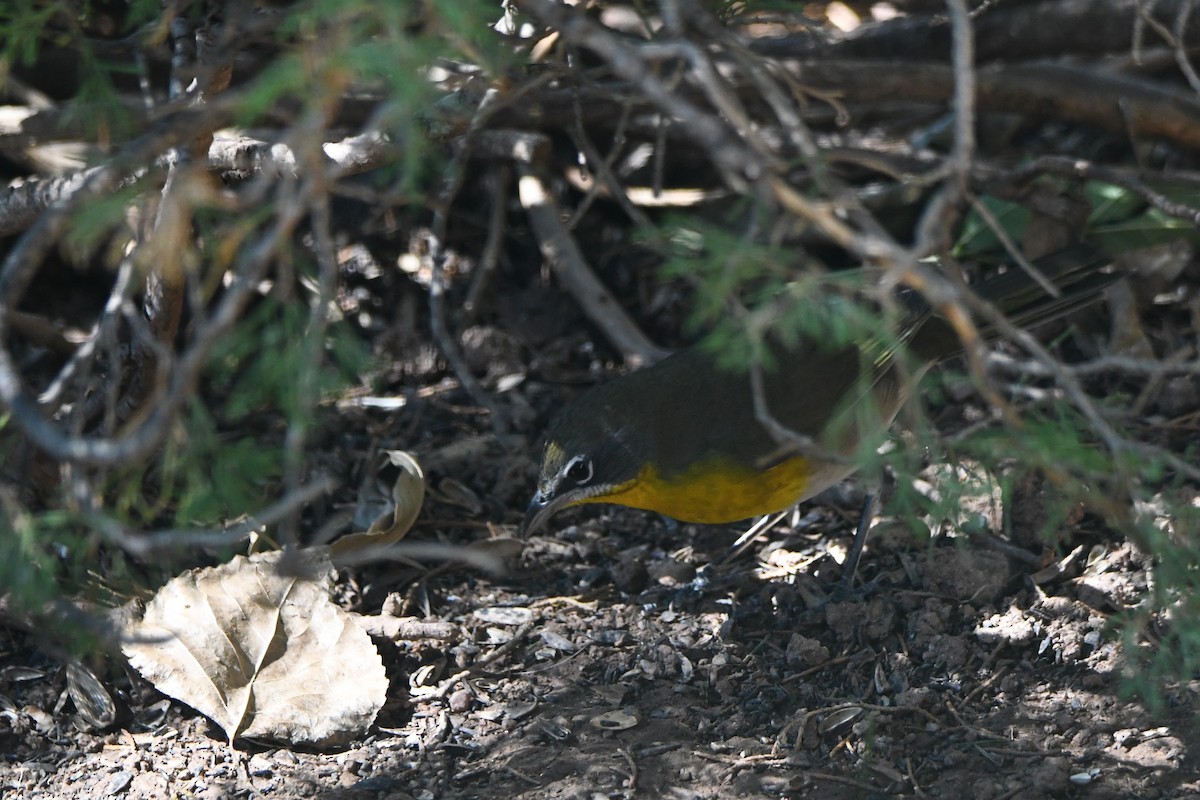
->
[564, 455, 593, 485]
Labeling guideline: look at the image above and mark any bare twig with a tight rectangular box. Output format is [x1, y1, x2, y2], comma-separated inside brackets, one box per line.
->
[0, 167, 110, 239]
[1135, 0, 1200, 95]
[464, 165, 512, 322]
[967, 195, 1063, 298]
[428, 244, 511, 436]
[996, 155, 1200, 227]
[961, 282, 1128, 455]
[987, 349, 1200, 379]
[356, 615, 457, 641]
[283, 122, 342, 544]
[747, 356, 847, 468]
[0, 173, 305, 465]
[86, 476, 339, 557]
[208, 131, 397, 180]
[0, 129, 392, 243]
[945, 0, 976, 200]
[566, 94, 652, 230]
[424, 76, 574, 436]
[517, 165, 670, 366]
[427, 116, 513, 434]
[513, 0, 768, 190]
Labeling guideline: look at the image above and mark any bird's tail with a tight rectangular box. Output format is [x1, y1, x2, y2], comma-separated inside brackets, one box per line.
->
[908, 244, 1116, 362]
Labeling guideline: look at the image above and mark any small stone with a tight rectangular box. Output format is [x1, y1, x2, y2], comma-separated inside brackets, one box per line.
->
[448, 688, 473, 713]
[976, 607, 1035, 645]
[609, 556, 649, 594]
[105, 770, 134, 797]
[896, 687, 934, 708]
[247, 753, 273, 777]
[785, 634, 829, 668]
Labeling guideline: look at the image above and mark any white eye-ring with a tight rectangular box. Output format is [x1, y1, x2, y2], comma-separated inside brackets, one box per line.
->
[563, 455, 593, 485]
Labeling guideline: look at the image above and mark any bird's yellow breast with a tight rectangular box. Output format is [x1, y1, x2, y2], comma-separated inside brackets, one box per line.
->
[578, 455, 814, 524]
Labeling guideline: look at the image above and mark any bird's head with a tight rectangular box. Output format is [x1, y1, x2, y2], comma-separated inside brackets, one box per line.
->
[521, 386, 648, 535]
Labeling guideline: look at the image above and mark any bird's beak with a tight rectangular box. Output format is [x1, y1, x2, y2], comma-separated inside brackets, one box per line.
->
[520, 489, 573, 537]
[520, 491, 552, 537]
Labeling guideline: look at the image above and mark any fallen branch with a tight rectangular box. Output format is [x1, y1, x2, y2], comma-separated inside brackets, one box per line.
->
[356, 614, 457, 641]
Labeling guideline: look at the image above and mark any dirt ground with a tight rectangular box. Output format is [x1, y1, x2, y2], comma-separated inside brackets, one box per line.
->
[3, 327, 1199, 800]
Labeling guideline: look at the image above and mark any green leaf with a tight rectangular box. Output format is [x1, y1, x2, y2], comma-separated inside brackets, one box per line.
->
[1084, 181, 1147, 226]
[953, 196, 1031, 259]
[1089, 208, 1200, 252]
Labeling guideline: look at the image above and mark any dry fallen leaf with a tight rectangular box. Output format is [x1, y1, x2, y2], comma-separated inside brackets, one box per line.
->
[65, 660, 116, 730]
[121, 549, 387, 748]
[333, 450, 426, 559]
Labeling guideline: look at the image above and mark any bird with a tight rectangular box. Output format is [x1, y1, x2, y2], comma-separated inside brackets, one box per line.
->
[522, 246, 1114, 539]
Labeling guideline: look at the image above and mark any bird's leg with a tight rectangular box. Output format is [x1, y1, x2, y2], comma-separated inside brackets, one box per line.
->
[690, 509, 790, 591]
[723, 510, 790, 565]
[836, 492, 875, 597]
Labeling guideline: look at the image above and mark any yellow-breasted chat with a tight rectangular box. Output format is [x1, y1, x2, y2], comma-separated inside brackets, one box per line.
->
[522, 246, 1114, 536]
